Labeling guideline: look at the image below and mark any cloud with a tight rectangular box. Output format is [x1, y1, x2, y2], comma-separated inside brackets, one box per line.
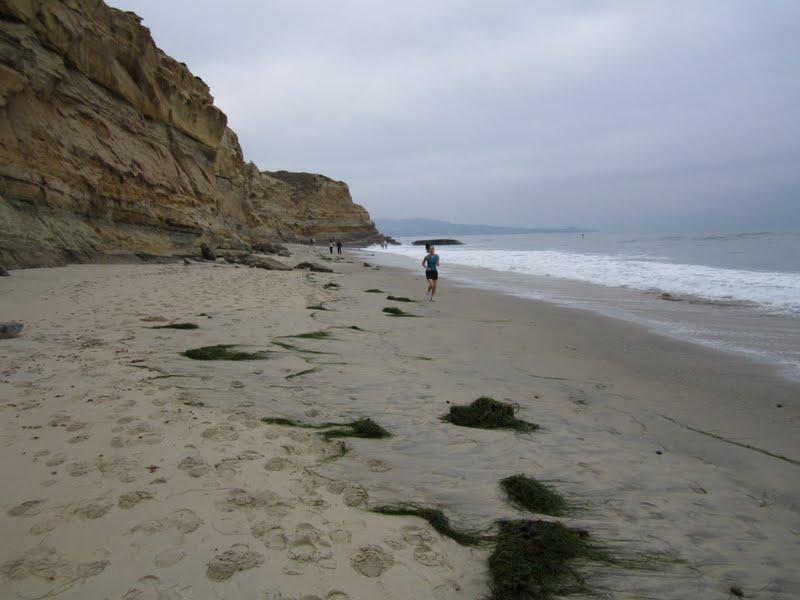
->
[113, 0, 800, 231]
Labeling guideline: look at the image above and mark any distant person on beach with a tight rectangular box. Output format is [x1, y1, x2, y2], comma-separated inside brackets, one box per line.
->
[336, 239, 342, 254]
[328, 239, 334, 254]
[422, 245, 440, 301]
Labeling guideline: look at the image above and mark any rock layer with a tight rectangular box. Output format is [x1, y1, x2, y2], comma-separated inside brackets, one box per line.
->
[0, 0, 380, 268]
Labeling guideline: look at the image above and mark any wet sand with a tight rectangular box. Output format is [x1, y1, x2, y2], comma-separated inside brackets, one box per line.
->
[1, 245, 798, 598]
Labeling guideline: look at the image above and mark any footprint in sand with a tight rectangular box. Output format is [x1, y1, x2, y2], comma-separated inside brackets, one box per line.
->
[73, 497, 113, 519]
[251, 520, 288, 549]
[7, 499, 47, 517]
[401, 525, 436, 545]
[237, 449, 263, 461]
[123, 574, 192, 599]
[0, 546, 108, 583]
[206, 543, 264, 581]
[214, 458, 241, 477]
[382, 535, 406, 550]
[44, 453, 66, 466]
[413, 544, 447, 567]
[367, 459, 391, 473]
[286, 523, 334, 566]
[217, 488, 293, 517]
[67, 461, 95, 477]
[97, 457, 140, 483]
[129, 509, 203, 536]
[178, 455, 209, 477]
[226, 410, 261, 429]
[264, 456, 291, 472]
[264, 592, 351, 600]
[201, 423, 239, 442]
[118, 491, 154, 509]
[350, 545, 394, 577]
[154, 547, 186, 568]
[325, 481, 367, 507]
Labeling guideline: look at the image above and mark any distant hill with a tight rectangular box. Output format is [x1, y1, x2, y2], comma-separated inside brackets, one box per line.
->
[376, 218, 590, 237]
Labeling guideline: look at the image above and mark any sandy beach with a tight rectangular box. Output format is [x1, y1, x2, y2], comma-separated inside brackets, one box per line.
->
[1, 245, 799, 599]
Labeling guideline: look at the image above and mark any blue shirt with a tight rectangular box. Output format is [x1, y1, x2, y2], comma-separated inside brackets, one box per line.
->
[425, 254, 439, 271]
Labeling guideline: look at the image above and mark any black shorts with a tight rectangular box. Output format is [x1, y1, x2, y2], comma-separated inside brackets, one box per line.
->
[425, 269, 438, 280]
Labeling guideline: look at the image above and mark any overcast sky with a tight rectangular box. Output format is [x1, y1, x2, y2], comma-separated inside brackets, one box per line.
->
[112, 0, 799, 232]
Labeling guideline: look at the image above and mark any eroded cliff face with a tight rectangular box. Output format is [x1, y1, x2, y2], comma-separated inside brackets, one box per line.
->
[0, 0, 380, 268]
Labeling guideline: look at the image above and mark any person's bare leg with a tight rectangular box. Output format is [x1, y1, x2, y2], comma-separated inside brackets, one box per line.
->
[430, 279, 437, 301]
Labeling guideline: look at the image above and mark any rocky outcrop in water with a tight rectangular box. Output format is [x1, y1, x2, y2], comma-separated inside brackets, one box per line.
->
[0, 0, 380, 268]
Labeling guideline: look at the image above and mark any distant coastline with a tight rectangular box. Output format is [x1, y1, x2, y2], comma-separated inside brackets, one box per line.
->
[375, 217, 592, 237]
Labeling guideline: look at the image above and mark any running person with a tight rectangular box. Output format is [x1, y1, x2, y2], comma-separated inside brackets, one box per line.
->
[422, 245, 440, 301]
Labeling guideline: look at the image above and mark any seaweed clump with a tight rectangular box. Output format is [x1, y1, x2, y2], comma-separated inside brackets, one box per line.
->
[151, 322, 199, 330]
[285, 367, 317, 380]
[307, 303, 329, 311]
[444, 397, 539, 432]
[182, 345, 268, 361]
[382, 306, 416, 317]
[386, 295, 415, 302]
[364, 288, 384, 293]
[372, 504, 487, 547]
[500, 475, 568, 516]
[290, 330, 333, 340]
[261, 416, 391, 440]
[322, 418, 391, 440]
[488, 520, 605, 600]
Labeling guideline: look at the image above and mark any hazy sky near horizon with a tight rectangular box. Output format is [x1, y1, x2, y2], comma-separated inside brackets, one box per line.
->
[113, 0, 800, 232]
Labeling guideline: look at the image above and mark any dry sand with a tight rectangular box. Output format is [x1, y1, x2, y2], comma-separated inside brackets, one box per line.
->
[1, 244, 798, 599]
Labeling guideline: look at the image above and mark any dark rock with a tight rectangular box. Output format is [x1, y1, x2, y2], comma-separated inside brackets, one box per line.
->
[200, 243, 216, 261]
[252, 242, 291, 257]
[0, 266, 9, 276]
[0, 322, 23, 339]
[730, 586, 744, 597]
[182, 257, 191, 266]
[254, 257, 292, 271]
[294, 262, 334, 273]
[412, 239, 463, 246]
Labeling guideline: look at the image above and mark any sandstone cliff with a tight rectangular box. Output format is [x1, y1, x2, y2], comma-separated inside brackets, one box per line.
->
[0, 0, 380, 268]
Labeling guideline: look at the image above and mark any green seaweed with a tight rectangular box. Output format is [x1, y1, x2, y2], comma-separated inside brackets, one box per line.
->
[289, 330, 333, 340]
[307, 303, 329, 311]
[182, 345, 269, 361]
[364, 289, 384, 293]
[322, 417, 391, 440]
[285, 367, 318, 380]
[371, 504, 488, 547]
[363, 262, 372, 267]
[386, 295, 415, 302]
[151, 322, 199, 330]
[416, 356, 433, 361]
[260, 416, 390, 440]
[324, 282, 340, 289]
[382, 306, 417, 317]
[487, 519, 607, 600]
[500, 475, 568, 516]
[444, 397, 539, 432]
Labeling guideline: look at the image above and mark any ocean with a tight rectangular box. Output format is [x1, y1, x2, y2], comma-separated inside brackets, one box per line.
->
[363, 231, 800, 380]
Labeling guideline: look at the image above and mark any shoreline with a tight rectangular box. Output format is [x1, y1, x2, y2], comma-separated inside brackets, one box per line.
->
[361, 245, 800, 384]
[1, 246, 798, 598]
